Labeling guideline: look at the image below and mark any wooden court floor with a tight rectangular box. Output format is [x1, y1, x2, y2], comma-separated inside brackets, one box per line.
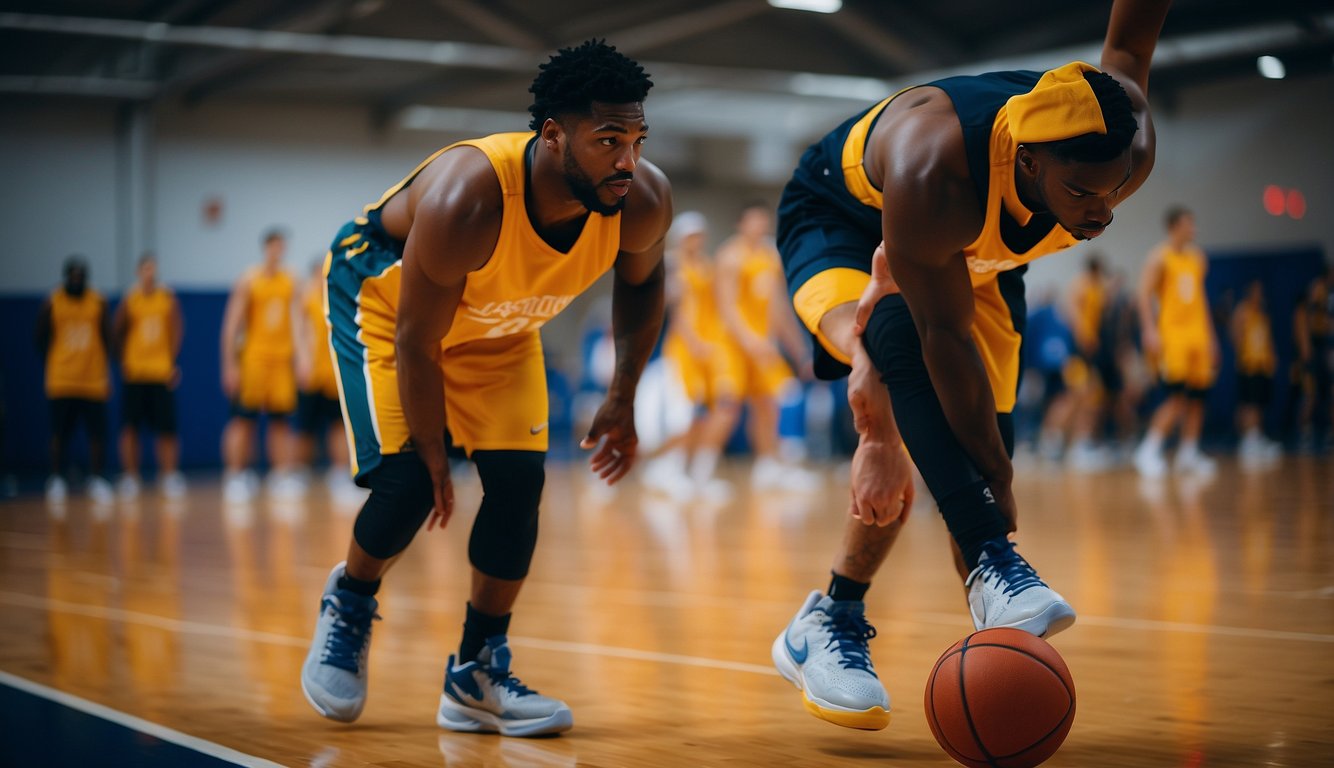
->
[1, 455, 1331, 767]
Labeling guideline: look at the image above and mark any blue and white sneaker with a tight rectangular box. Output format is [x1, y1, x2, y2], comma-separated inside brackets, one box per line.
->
[301, 562, 380, 722]
[966, 539, 1076, 639]
[772, 591, 891, 730]
[438, 636, 573, 737]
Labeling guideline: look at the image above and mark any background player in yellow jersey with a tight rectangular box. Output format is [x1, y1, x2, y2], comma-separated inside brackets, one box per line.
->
[219, 228, 301, 503]
[1134, 206, 1219, 478]
[648, 211, 743, 501]
[37, 257, 113, 505]
[1062, 254, 1115, 470]
[1231, 280, 1281, 464]
[716, 202, 818, 492]
[113, 254, 186, 499]
[293, 257, 355, 498]
[772, 0, 1170, 730]
[301, 41, 671, 736]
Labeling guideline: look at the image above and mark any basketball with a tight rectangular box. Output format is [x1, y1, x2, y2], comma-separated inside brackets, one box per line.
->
[924, 628, 1076, 768]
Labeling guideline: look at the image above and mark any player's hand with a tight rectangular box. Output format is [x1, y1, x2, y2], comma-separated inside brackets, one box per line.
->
[221, 364, 240, 397]
[853, 242, 899, 336]
[425, 454, 455, 531]
[1141, 326, 1162, 358]
[581, 395, 638, 485]
[849, 437, 915, 526]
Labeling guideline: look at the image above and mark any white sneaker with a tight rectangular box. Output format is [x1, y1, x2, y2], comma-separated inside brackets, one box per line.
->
[87, 476, 115, 505]
[117, 475, 141, 500]
[438, 637, 573, 737]
[45, 475, 68, 503]
[772, 591, 891, 730]
[1174, 449, 1217, 478]
[642, 457, 694, 503]
[966, 539, 1076, 639]
[160, 471, 187, 499]
[301, 563, 380, 723]
[223, 471, 254, 504]
[696, 477, 735, 505]
[1133, 440, 1168, 479]
[753, 458, 822, 493]
[1066, 441, 1113, 473]
[268, 470, 309, 500]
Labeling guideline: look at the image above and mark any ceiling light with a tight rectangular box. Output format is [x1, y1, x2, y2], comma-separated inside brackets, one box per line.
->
[1256, 55, 1285, 79]
[768, 0, 843, 13]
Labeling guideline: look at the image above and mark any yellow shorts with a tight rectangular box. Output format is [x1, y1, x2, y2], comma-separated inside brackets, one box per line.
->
[327, 234, 548, 480]
[791, 267, 1023, 412]
[236, 356, 296, 415]
[1159, 332, 1216, 390]
[722, 345, 793, 399]
[663, 334, 741, 404]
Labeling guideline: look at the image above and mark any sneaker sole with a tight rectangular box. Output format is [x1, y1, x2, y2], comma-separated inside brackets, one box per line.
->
[300, 666, 365, 723]
[983, 601, 1078, 640]
[437, 695, 573, 737]
[770, 632, 891, 731]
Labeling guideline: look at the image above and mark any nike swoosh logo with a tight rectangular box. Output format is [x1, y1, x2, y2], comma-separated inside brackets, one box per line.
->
[530, 422, 548, 435]
[785, 632, 808, 665]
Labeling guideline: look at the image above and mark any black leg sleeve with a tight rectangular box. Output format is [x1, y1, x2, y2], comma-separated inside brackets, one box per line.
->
[469, 450, 546, 581]
[352, 452, 436, 560]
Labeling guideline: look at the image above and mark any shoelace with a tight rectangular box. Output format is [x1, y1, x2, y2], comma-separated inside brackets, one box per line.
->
[486, 668, 538, 697]
[320, 596, 380, 673]
[825, 608, 878, 673]
[979, 541, 1045, 597]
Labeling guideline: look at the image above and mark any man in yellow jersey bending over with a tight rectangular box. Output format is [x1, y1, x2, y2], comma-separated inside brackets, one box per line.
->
[772, 0, 1171, 730]
[219, 229, 301, 503]
[1133, 206, 1218, 478]
[718, 203, 819, 492]
[301, 41, 671, 736]
[113, 254, 185, 499]
[37, 257, 114, 504]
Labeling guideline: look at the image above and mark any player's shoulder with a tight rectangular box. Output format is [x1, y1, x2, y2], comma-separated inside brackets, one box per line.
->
[875, 94, 978, 250]
[415, 145, 504, 228]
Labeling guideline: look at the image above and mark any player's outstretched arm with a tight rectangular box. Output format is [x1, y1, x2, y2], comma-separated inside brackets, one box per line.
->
[1102, 0, 1172, 199]
[396, 148, 500, 529]
[581, 161, 672, 485]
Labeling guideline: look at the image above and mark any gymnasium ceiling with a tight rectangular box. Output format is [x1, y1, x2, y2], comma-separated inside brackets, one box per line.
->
[2, 0, 1331, 149]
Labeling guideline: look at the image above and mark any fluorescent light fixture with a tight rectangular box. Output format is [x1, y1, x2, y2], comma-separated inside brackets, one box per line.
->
[768, 0, 843, 13]
[1256, 55, 1285, 79]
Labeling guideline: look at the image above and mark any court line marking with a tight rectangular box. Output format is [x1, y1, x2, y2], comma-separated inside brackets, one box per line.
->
[0, 669, 287, 768]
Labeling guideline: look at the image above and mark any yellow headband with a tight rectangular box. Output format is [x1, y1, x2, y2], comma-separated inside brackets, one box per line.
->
[1007, 61, 1106, 144]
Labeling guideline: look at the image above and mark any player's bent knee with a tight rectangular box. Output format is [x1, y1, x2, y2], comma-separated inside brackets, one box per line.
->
[469, 451, 546, 581]
[352, 453, 435, 560]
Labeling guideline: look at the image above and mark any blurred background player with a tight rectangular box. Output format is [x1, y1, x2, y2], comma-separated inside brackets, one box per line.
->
[1231, 280, 1281, 464]
[37, 257, 113, 504]
[1134, 206, 1218, 478]
[716, 202, 818, 492]
[1293, 268, 1332, 452]
[1061, 254, 1114, 470]
[647, 211, 742, 501]
[294, 256, 355, 497]
[219, 228, 301, 503]
[113, 253, 186, 499]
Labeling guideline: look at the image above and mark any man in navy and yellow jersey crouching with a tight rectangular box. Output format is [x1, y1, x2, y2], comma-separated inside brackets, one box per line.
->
[1133, 206, 1219, 478]
[113, 254, 185, 499]
[771, 0, 1171, 731]
[219, 229, 301, 502]
[301, 41, 672, 736]
[37, 256, 114, 504]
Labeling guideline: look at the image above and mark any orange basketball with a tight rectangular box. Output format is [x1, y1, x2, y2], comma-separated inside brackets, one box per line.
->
[924, 628, 1076, 768]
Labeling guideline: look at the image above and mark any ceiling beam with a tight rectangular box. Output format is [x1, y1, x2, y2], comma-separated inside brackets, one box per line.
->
[430, 0, 546, 50]
[0, 75, 157, 99]
[583, 0, 767, 54]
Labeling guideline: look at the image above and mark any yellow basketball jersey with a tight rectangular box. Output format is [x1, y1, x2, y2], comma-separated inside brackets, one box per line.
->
[675, 258, 723, 340]
[733, 241, 783, 337]
[122, 285, 176, 383]
[46, 288, 110, 400]
[1071, 275, 1106, 351]
[424, 133, 622, 347]
[1157, 245, 1210, 338]
[303, 280, 337, 395]
[241, 268, 295, 362]
[1236, 303, 1275, 375]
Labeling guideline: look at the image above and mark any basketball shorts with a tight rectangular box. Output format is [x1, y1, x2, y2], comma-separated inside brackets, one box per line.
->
[663, 334, 742, 405]
[296, 390, 344, 436]
[233, 355, 297, 417]
[1236, 372, 1272, 406]
[122, 382, 177, 434]
[325, 219, 550, 483]
[1158, 331, 1215, 391]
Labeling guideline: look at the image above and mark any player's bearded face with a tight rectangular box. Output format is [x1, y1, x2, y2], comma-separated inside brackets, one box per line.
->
[562, 147, 627, 217]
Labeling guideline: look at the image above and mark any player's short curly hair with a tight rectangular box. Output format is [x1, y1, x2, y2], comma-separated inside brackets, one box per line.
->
[528, 40, 653, 131]
[1041, 71, 1138, 164]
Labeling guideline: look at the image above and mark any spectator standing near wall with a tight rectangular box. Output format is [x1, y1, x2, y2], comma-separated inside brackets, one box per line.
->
[37, 257, 113, 504]
[113, 253, 187, 498]
[1231, 280, 1281, 464]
